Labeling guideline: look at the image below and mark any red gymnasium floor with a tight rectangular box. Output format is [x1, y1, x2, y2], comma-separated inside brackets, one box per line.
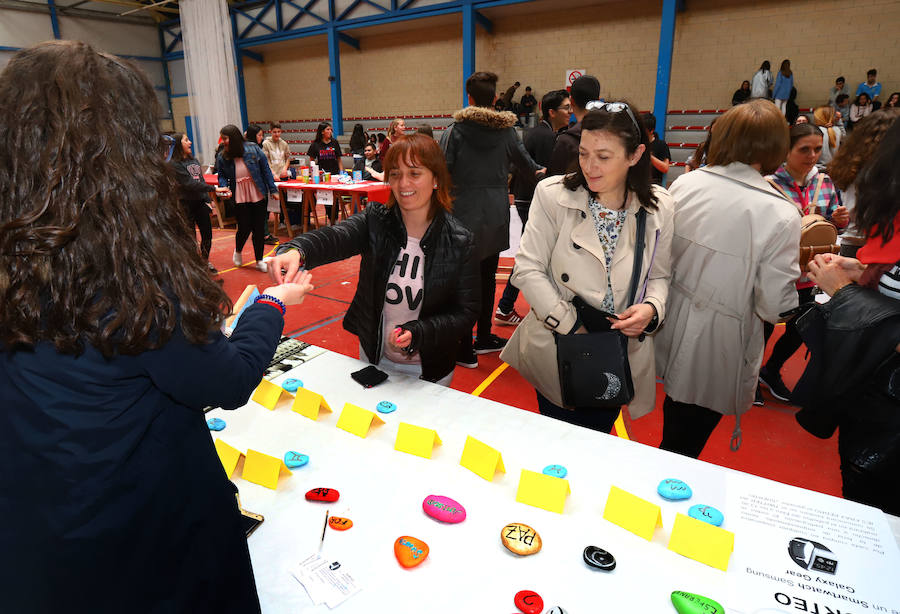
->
[208, 226, 842, 500]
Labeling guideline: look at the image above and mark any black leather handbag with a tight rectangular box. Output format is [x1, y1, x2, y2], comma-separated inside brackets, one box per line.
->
[555, 208, 647, 409]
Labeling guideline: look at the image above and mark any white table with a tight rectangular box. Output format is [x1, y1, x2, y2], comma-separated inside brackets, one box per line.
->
[208, 349, 900, 613]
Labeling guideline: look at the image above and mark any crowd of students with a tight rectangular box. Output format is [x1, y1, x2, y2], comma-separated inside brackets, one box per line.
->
[2, 40, 899, 612]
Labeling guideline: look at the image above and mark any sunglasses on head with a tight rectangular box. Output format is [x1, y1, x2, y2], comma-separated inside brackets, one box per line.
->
[585, 101, 642, 138]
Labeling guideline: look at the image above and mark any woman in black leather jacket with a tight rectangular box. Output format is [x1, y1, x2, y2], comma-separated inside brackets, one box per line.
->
[269, 134, 479, 384]
[799, 117, 900, 514]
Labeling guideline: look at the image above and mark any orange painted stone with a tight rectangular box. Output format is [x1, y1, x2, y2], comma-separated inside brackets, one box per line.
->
[394, 536, 429, 568]
[328, 516, 353, 531]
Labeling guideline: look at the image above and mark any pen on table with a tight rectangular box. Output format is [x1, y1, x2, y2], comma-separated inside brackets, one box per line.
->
[319, 509, 329, 549]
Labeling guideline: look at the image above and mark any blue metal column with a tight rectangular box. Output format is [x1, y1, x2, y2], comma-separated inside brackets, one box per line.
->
[327, 26, 344, 135]
[652, 0, 679, 138]
[232, 12, 249, 128]
[461, 0, 475, 107]
[47, 0, 61, 39]
[158, 26, 175, 123]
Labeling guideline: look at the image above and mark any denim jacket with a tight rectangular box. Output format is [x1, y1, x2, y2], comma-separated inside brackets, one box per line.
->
[215, 142, 277, 197]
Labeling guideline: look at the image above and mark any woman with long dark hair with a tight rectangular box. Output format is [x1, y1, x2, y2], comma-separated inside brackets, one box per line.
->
[773, 59, 794, 115]
[0, 40, 313, 612]
[169, 132, 218, 272]
[307, 121, 343, 175]
[501, 102, 674, 433]
[349, 122, 367, 154]
[216, 124, 280, 272]
[849, 93, 874, 129]
[751, 60, 773, 99]
[270, 134, 478, 385]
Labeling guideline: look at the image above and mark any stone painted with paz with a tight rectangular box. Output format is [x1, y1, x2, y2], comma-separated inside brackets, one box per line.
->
[688, 504, 724, 526]
[542, 464, 568, 478]
[422, 495, 466, 523]
[207, 418, 226, 431]
[514, 590, 543, 614]
[583, 545, 616, 571]
[305, 487, 339, 502]
[281, 378, 303, 392]
[376, 401, 397, 414]
[328, 516, 353, 531]
[283, 451, 309, 469]
[671, 591, 725, 614]
[657, 478, 692, 500]
[394, 536, 429, 568]
[501, 523, 542, 555]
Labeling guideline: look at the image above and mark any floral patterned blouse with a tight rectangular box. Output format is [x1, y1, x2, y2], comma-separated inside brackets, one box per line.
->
[587, 196, 628, 313]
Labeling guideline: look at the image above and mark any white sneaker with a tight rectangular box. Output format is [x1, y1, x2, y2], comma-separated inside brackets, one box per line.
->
[232, 251, 242, 267]
[256, 261, 268, 273]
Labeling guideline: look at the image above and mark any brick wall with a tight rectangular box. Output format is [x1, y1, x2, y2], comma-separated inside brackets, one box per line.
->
[228, 0, 898, 124]
[669, 0, 900, 110]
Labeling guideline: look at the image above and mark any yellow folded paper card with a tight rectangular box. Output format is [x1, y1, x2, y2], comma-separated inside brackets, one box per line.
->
[516, 469, 570, 514]
[459, 435, 505, 481]
[290, 387, 333, 420]
[668, 513, 734, 571]
[242, 449, 293, 490]
[214, 438, 244, 479]
[336, 402, 385, 438]
[394, 422, 442, 459]
[603, 485, 663, 540]
[251, 378, 292, 410]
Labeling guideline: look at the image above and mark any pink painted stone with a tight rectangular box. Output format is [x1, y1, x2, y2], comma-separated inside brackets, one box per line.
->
[422, 494, 466, 523]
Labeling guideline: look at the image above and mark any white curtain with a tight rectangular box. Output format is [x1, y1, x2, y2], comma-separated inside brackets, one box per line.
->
[180, 0, 242, 166]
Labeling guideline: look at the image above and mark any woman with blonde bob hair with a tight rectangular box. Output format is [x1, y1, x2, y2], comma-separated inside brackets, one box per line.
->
[270, 134, 479, 384]
[655, 99, 802, 458]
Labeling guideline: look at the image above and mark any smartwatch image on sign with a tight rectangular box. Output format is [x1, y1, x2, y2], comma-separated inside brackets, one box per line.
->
[788, 537, 838, 574]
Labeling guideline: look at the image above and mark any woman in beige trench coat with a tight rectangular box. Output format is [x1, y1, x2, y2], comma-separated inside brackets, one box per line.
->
[655, 100, 801, 458]
[501, 103, 674, 432]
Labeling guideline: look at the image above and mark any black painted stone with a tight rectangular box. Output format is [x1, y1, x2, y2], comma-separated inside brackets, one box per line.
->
[583, 545, 616, 571]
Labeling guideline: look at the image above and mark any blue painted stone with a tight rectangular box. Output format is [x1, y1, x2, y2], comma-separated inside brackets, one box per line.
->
[282, 378, 303, 392]
[688, 504, 724, 526]
[207, 418, 226, 431]
[376, 401, 397, 414]
[542, 464, 568, 478]
[284, 451, 309, 469]
[657, 478, 692, 501]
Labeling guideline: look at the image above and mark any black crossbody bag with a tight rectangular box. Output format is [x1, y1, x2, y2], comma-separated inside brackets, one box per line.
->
[555, 208, 647, 409]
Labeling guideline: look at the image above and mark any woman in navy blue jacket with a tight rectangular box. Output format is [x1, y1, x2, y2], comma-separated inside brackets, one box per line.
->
[0, 41, 313, 613]
[215, 125, 280, 272]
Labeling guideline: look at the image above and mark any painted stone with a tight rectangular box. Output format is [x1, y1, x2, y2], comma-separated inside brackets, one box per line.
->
[394, 536, 429, 568]
[305, 487, 339, 502]
[657, 478, 693, 501]
[583, 545, 616, 571]
[514, 590, 543, 614]
[376, 401, 397, 414]
[422, 495, 466, 523]
[546, 608, 567, 614]
[281, 378, 303, 392]
[542, 464, 568, 478]
[283, 451, 309, 469]
[671, 591, 725, 614]
[688, 504, 724, 527]
[327, 516, 353, 531]
[206, 418, 226, 431]
[501, 523, 542, 556]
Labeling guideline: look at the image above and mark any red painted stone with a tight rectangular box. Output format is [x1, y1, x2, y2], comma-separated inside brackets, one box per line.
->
[305, 487, 339, 502]
[514, 590, 543, 614]
[328, 516, 353, 531]
[394, 536, 429, 568]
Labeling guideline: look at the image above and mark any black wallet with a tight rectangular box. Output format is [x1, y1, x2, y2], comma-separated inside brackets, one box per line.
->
[351, 365, 388, 388]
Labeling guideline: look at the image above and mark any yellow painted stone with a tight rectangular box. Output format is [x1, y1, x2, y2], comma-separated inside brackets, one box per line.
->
[501, 522, 542, 555]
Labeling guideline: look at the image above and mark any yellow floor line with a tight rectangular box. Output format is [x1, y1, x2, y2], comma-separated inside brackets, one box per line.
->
[613, 412, 630, 440]
[471, 362, 509, 397]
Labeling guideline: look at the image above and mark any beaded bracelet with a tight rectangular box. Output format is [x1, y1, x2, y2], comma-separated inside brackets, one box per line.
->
[254, 294, 286, 316]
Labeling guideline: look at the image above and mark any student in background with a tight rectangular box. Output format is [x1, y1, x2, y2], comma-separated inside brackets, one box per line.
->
[884, 92, 900, 109]
[378, 118, 406, 162]
[641, 112, 671, 186]
[828, 76, 846, 106]
[773, 59, 794, 115]
[849, 93, 874, 130]
[732, 80, 751, 105]
[812, 105, 844, 168]
[833, 93, 851, 129]
[751, 60, 773, 99]
[169, 132, 217, 273]
[348, 123, 367, 154]
[262, 122, 291, 245]
[216, 124, 279, 273]
[362, 143, 384, 181]
[855, 68, 882, 109]
[0, 40, 314, 613]
[548, 74, 601, 176]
